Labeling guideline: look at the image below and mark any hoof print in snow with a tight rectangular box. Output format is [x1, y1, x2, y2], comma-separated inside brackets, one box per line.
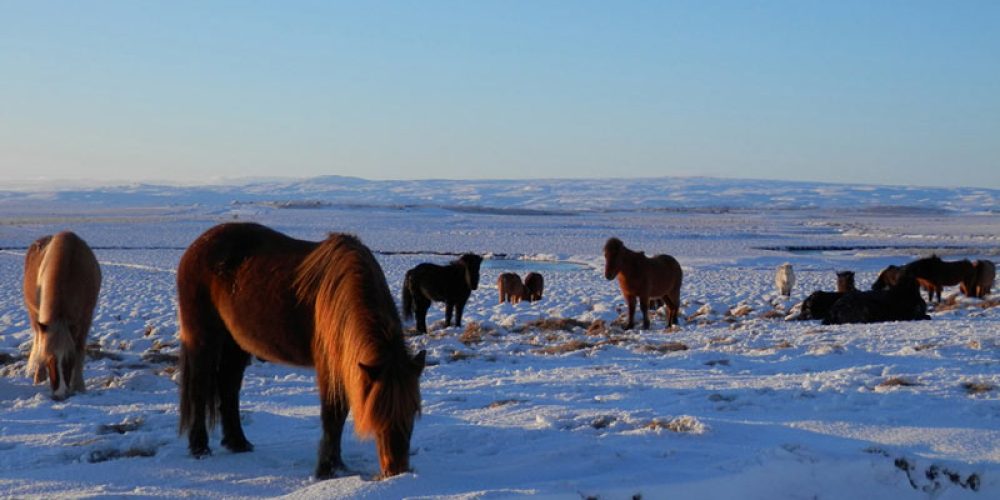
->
[97, 417, 144, 435]
[87, 445, 158, 463]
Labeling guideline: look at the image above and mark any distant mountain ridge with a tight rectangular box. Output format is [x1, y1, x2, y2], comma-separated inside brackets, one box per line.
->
[0, 176, 996, 214]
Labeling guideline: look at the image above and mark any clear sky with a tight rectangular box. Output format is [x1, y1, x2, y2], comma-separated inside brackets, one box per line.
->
[2, 1, 998, 188]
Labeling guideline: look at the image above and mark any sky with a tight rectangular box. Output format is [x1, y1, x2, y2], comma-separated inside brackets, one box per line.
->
[1, 1, 998, 188]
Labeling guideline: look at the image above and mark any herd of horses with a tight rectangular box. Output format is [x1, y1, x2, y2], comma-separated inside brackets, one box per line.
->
[16, 223, 996, 479]
[795, 256, 995, 324]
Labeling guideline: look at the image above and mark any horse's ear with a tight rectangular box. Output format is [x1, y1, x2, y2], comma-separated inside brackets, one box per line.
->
[359, 362, 382, 381]
[412, 350, 426, 376]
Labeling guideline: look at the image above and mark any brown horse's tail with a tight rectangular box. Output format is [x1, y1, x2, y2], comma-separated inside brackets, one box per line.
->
[177, 309, 220, 436]
[402, 270, 414, 320]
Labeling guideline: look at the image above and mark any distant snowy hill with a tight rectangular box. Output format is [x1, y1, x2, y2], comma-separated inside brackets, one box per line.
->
[1, 176, 997, 214]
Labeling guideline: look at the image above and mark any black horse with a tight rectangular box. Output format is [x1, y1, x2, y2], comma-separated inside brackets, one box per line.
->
[402, 254, 483, 333]
[796, 270, 858, 322]
[824, 270, 929, 325]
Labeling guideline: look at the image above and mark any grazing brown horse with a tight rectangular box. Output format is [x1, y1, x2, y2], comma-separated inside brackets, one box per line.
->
[904, 255, 975, 303]
[177, 223, 425, 479]
[402, 254, 482, 334]
[603, 237, 683, 329]
[497, 272, 526, 304]
[23, 231, 101, 400]
[962, 259, 995, 298]
[524, 272, 544, 302]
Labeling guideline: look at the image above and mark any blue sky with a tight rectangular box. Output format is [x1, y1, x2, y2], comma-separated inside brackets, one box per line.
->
[2, 1, 998, 187]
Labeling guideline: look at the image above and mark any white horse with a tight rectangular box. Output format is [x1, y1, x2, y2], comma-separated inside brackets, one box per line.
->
[775, 263, 795, 297]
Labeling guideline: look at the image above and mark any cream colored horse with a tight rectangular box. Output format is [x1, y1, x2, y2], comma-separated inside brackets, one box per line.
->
[24, 231, 101, 399]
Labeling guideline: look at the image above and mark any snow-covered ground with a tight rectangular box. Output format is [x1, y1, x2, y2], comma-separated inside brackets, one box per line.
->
[0, 177, 998, 499]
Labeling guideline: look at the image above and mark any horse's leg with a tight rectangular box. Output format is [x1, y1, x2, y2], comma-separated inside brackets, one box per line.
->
[218, 335, 253, 453]
[663, 295, 677, 327]
[639, 296, 651, 330]
[624, 294, 636, 330]
[455, 299, 466, 327]
[314, 376, 348, 479]
[415, 296, 431, 333]
[445, 302, 454, 326]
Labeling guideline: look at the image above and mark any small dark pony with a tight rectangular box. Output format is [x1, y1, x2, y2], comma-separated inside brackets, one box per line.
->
[603, 237, 682, 329]
[402, 254, 483, 333]
[961, 259, 995, 299]
[824, 269, 929, 325]
[497, 272, 525, 304]
[523, 272, 544, 302]
[177, 223, 425, 479]
[797, 270, 857, 321]
[904, 255, 975, 303]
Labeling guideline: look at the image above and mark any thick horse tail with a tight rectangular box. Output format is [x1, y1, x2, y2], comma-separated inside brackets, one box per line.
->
[402, 270, 414, 320]
[177, 295, 220, 437]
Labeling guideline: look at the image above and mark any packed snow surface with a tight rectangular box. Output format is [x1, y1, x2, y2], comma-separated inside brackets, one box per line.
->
[1, 176, 998, 499]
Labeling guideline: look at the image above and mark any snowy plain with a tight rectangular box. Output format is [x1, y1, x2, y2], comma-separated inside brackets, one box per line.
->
[0, 176, 998, 499]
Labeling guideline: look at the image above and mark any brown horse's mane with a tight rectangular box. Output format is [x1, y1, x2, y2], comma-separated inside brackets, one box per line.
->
[293, 233, 420, 438]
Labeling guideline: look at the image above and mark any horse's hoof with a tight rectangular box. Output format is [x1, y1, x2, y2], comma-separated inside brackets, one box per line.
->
[314, 464, 344, 480]
[190, 446, 212, 458]
[221, 437, 254, 453]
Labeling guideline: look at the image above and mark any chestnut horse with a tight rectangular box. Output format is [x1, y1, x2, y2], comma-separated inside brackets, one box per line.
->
[962, 259, 995, 298]
[401, 254, 482, 334]
[524, 272, 544, 302]
[603, 237, 682, 329]
[497, 272, 525, 304]
[23, 231, 101, 400]
[177, 223, 425, 479]
[904, 255, 975, 303]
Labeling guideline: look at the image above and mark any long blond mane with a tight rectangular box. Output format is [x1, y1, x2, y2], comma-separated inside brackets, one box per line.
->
[293, 233, 420, 437]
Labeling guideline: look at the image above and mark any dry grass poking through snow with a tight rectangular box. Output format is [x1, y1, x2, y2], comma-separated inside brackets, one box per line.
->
[534, 339, 595, 355]
[513, 317, 591, 333]
[878, 377, 921, 388]
[962, 381, 995, 395]
[637, 342, 689, 354]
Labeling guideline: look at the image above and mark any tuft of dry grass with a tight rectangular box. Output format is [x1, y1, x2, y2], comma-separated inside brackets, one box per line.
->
[962, 382, 995, 395]
[760, 309, 785, 319]
[516, 317, 591, 333]
[637, 342, 689, 354]
[586, 319, 610, 336]
[708, 335, 737, 345]
[645, 416, 706, 434]
[534, 339, 594, 355]
[727, 304, 753, 317]
[978, 298, 1000, 309]
[878, 377, 921, 388]
[459, 322, 489, 345]
[772, 340, 794, 350]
